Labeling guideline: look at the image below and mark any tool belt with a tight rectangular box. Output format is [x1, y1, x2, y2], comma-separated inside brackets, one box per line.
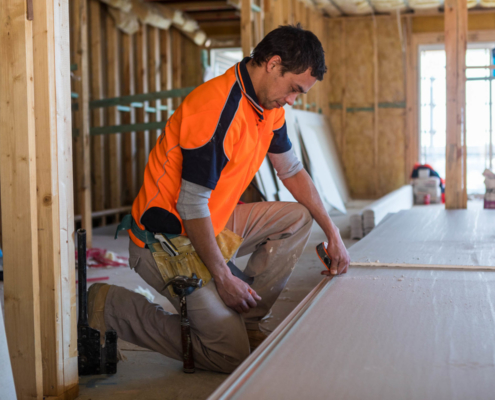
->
[116, 215, 243, 297]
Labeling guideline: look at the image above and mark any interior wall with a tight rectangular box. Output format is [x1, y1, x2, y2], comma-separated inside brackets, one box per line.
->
[69, 1, 203, 224]
[325, 16, 406, 199]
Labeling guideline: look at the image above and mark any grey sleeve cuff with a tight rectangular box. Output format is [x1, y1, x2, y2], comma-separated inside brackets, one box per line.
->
[176, 179, 212, 220]
[268, 148, 304, 181]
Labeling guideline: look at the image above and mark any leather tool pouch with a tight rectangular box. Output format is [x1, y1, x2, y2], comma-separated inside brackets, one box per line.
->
[151, 228, 243, 297]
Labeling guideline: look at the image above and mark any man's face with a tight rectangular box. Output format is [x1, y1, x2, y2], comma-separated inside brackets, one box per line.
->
[257, 56, 317, 110]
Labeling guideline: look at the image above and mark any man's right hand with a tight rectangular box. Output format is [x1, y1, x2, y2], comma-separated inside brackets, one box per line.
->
[214, 272, 261, 314]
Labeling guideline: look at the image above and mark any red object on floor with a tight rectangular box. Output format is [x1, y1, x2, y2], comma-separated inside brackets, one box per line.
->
[424, 194, 431, 205]
[75, 248, 128, 268]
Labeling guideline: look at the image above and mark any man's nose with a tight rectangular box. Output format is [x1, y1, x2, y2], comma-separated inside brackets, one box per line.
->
[285, 93, 298, 106]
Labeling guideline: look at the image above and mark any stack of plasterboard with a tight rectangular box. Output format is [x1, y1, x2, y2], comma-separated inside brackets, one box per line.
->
[292, 109, 349, 214]
[350, 213, 364, 239]
[256, 107, 349, 215]
[362, 185, 413, 235]
[208, 208, 495, 400]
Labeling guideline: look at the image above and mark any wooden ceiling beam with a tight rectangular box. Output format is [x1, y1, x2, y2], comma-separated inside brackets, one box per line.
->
[189, 10, 240, 21]
[144, 1, 235, 12]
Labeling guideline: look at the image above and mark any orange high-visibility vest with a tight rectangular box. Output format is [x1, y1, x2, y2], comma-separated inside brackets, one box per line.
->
[130, 58, 292, 247]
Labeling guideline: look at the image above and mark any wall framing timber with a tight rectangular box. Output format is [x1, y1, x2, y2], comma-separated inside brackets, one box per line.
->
[1, 0, 78, 398]
[35, 0, 79, 398]
[445, 0, 468, 209]
[0, 1, 43, 396]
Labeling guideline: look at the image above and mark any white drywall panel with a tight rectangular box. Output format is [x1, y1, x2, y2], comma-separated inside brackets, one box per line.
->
[350, 207, 495, 267]
[210, 266, 495, 400]
[256, 157, 278, 201]
[293, 109, 350, 204]
[362, 185, 413, 234]
[0, 307, 17, 399]
[298, 124, 346, 214]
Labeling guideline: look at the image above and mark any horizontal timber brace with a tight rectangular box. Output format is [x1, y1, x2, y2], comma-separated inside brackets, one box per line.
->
[329, 102, 406, 112]
[89, 86, 196, 109]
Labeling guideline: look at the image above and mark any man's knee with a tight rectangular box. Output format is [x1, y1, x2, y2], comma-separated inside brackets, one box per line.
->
[201, 333, 250, 373]
[215, 342, 250, 373]
[284, 202, 313, 230]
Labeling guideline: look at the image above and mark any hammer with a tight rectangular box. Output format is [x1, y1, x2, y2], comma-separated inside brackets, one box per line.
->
[164, 275, 203, 373]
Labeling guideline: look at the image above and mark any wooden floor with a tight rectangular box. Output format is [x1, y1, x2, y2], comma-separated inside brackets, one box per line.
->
[210, 204, 495, 400]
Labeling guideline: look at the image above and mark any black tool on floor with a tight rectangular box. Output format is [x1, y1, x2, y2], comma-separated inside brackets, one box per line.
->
[77, 229, 118, 376]
[164, 275, 203, 373]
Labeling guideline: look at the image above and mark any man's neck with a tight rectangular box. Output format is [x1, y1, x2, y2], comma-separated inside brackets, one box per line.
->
[245, 59, 263, 103]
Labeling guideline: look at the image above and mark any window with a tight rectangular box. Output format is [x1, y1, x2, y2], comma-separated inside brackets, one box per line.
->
[419, 44, 495, 195]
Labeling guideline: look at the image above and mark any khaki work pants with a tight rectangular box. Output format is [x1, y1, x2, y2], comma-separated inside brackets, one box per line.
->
[103, 202, 313, 373]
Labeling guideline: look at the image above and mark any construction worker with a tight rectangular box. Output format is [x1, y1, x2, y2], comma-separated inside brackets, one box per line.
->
[88, 25, 350, 373]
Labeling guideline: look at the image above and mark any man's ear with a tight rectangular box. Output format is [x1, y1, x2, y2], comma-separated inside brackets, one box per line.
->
[265, 55, 282, 73]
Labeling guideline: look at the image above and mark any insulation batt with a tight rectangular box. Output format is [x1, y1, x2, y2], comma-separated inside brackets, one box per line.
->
[107, 6, 139, 35]
[99, 0, 132, 13]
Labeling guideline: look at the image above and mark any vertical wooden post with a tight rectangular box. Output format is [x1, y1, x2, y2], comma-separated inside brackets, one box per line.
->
[372, 15, 380, 197]
[282, 0, 291, 25]
[253, 0, 264, 46]
[241, 0, 253, 57]
[33, 0, 79, 397]
[444, 0, 468, 209]
[405, 17, 415, 183]
[0, 0, 43, 398]
[72, 0, 93, 246]
[264, 0, 273, 35]
[53, 0, 79, 395]
[122, 32, 137, 204]
[172, 29, 182, 111]
[136, 24, 149, 189]
[160, 29, 173, 121]
[105, 12, 122, 216]
[89, 0, 106, 223]
[148, 27, 162, 143]
[299, 1, 308, 110]
[341, 19, 347, 164]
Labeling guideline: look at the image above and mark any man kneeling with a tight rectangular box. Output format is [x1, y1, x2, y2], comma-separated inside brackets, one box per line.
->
[88, 24, 350, 374]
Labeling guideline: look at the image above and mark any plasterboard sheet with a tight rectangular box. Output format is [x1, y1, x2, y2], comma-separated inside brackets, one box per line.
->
[256, 157, 278, 201]
[293, 110, 350, 204]
[210, 266, 495, 400]
[265, 106, 303, 203]
[350, 207, 495, 267]
[298, 125, 346, 214]
[284, 106, 303, 162]
[362, 185, 413, 235]
[0, 307, 16, 399]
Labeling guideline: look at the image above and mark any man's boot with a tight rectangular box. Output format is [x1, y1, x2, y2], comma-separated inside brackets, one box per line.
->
[247, 329, 268, 352]
[87, 283, 111, 346]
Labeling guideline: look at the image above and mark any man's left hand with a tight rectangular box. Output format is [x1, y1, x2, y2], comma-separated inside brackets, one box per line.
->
[321, 236, 350, 276]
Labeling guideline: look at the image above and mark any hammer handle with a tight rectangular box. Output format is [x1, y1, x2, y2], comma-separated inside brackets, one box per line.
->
[179, 295, 195, 373]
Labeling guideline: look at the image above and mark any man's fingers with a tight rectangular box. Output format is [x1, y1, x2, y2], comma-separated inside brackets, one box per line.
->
[249, 288, 262, 301]
[338, 260, 348, 274]
[239, 301, 250, 313]
[329, 257, 339, 275]
[246, 295, 257, 308]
